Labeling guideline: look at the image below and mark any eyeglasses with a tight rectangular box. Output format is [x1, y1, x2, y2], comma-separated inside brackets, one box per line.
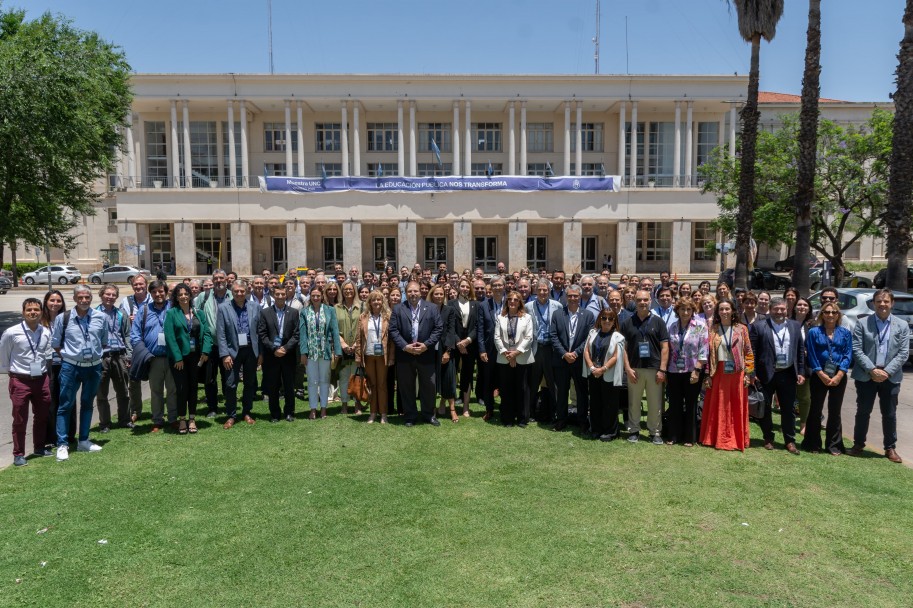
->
[821, 311, 838, 315]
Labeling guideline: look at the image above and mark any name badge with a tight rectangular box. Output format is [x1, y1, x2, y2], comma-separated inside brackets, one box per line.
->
[724, 360, 735, 374]
[273, 335, 282, 348]
[823, 361, 838, 376]
[157, 332, 166, 347]
[189, 338, 197, 350]
[29, 360, 43, 377]
[676, 358, 685, 371]
[81, 347, 93, 361]
[238, 333, 248, 347]
[776, 353, 788, 368]
[373, 343, 383, 355]
[638, 342, 650, 358]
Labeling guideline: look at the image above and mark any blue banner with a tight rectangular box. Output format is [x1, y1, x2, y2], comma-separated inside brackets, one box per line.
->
[258, 175, 620, 194]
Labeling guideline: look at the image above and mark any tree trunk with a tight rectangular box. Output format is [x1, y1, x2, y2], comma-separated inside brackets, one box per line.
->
[887, 0, 913, 292]
[793, 0, 821, 298]
[0, 240, 5, 273]
[735, 35, 762, 291]
[10, 240, 17, 287]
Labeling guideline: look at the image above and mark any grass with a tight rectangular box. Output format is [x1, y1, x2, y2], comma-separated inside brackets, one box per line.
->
[1, 395, 913, 608]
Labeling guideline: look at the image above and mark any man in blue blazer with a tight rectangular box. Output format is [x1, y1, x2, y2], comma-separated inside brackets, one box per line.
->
[216, 279, 262, 428]
[749, 297, 805, 453]
[550, 285, 595, 432]
[389, 281, 443, 426]
[850, 289, 910, 463]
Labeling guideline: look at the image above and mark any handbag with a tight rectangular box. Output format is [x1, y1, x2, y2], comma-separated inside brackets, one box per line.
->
[347, 366, 370, 402]
[747, 384, 765, 420]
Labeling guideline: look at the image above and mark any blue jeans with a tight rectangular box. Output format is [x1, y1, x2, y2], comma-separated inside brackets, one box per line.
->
[57, 362, 102, 445]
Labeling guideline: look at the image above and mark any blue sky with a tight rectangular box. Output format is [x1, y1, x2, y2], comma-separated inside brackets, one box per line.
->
[14, 0, 904, 101]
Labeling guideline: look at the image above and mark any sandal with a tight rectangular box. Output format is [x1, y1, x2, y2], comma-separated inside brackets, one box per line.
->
[462, 408, 471, 418]
[178, 419, 188, 435]
[450, 411, 459, 423]
[380, 416, 388, 424]
[309, 410, 317, 420]
[188, 419, 198, 434]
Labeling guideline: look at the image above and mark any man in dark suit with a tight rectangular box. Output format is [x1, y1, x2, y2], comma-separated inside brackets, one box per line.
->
[750, 297, 806, 453]
[389, 281, 443, 426]
[216, 279, 262, 428]
[257, 287, 300, 422]
[448, 280, 480, 414]
[474, 278, 498, 421]
[550, 284, 595, 432]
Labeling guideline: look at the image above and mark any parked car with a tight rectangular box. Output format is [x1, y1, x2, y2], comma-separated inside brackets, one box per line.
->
[22, 265, 82, 285]
[718, 268, 790, 291]
[872, 266, 913, 291]
[0, 275, 11, 294]
[88, 265, 150, 284]
[809, 288, 913, 361]
[774, 254, 820, 272]
[808, 268, 872, 290]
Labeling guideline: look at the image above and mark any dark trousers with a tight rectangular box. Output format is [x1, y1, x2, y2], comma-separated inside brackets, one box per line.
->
[553, 364, 589, 427]
[172, 352, 201, 418]
[802, 374, 847, 453]
[396, 355, 437, 423]
[263, 354, 297, 418]
[224, 346, 257, 420]
[666, 371, 701, 444]
[9, 373, 50, 456]
[204, 347, 229, 414]
[96, 351, 130, 427]
[454, 347, 477, 398]
[528, 343, 555, 421]
[588, 376, 620, 439]
[760, 369, 799, 445]
[477, 353, 498, 414]
[853, 379, 899, 450]
[498, 363, 529, 425]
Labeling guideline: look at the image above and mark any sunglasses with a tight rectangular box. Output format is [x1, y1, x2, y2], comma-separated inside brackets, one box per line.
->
[821, 296, 837, 301]
[821, 311, 838, 315]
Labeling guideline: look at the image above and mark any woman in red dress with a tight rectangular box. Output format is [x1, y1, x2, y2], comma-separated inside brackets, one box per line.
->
[700, 300, 755, 451]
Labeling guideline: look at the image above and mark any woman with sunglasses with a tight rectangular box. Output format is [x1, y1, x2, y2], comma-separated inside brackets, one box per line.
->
[583, 309, 626, 440]
[802, 301, 852, 454]
[666, 297, 709, 446]
[493, 291, 534, 427]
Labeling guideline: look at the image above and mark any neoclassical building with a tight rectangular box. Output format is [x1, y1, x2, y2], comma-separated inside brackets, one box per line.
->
[34, 73, 891, 276]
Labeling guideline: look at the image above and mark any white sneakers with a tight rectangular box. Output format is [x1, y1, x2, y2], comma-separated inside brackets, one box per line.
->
[76, 440, 102, 453]
[56, 445, 69, 461]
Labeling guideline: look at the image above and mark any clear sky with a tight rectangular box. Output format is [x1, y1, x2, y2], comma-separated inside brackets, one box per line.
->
[13, 0, 905, 102]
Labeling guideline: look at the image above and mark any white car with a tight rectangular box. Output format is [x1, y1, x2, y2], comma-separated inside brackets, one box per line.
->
[88, 265, 150, 284]
[23, 265, 82, 285]
[809, 288, 913, 360]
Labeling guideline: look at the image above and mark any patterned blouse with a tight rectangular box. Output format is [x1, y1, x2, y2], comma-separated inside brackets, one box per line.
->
[667, 317, 710, 374]
[706, 322, 755, 376]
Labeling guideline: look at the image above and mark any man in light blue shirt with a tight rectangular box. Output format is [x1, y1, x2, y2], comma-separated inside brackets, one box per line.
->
[129, 279, 174, 431]
[651, 287, 678, 331]
[51, 285, 108, 460]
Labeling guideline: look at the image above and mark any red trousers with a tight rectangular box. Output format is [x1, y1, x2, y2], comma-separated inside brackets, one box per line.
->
[9, 373, 50, 456]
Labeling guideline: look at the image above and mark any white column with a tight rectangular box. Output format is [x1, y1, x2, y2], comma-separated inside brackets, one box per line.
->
[673, 101, 682, 187]
[562, 220, 582, 273]
[643, 122, 651, 185]
[133, 112, 144, 185]
[629, 101, 638, 188]
[170, 100, 179, 188]
[216, 118, 224, 187]
[575, 101, 583, 176]
[616, 221, 638, 273]
[508, 220, 527, 272]
[287, 221, 308, 268]
[352, 103, 361, 176]
[452, 101, 461, 175]
[125, 112, 136, 187]
[409, 100, 417, 176]
[174, 221, 197, 275]
[671, 220, 692, 275]
[227, 101, 237, 187]
[729, 103, 737, 158]
[297, 101, 305, 178]
[685, 101, 693, 187]
[508, 101, 516, 175]
[284, 100, 293, 175]
[230, 222, 252, 276]
[563, 101, 571, 176]
[240, 100, 249, 187]
[119, 221, 140, 267]
[464, 100, 472, 174]
[618, 101, 626, 180]
[182, 100, 193, 188]
[519, 101, 527, 177]
[718, 112, 726, 150]
[397, 100, 405, 175]
[343, 220, 362, 271]
[341, 101, 350, 177]
[453, 219, 472, 271]
[397, 221, 417, 269]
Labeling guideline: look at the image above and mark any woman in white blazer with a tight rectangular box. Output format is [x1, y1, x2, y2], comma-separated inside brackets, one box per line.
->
[494, 290, 535, 427]
[583, 309, 626, 440]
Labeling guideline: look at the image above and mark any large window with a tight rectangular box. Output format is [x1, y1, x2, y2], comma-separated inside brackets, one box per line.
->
[264, 122, 298, 152]
[418, 123, 451, 153]
[323, 237, 343, 270]
[315, 123, 342, 152]
[527, 237, 547, 270]
[624, 122, 645, 185]
[314, 163, 343, 177]
[581, 236, 597, 272]
[696, 122, 721, 178]
[571, 123, 604, 152]
[471, 162, 503, 176]
[473, 123, 502, 152]
[693, 222, 714, 261]
[367, 123, 398, 152]
[195, 223, 230, 271]
[640, 222, 671, 262]
[424, 237, 448, 267]
[374, 236, 396, 271]
[149, 223, 172, 269]
[648, 122, 675, 186]
[527, 123, 553, 153]
[417, 163, 452, 176]
[367, 163, 398, 177]
[176, 121, 219, 187]
[474, 236, 497, 272]
[144, 121, 168, 187]
[264, 163, 288, 176]
[221, 121, 242, 186]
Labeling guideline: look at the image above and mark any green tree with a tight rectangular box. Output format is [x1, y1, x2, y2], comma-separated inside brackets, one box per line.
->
[0, 7, 132, 283]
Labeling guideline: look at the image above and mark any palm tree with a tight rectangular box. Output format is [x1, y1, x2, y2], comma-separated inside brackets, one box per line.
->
[792, 0, 821, 297]
[730, 0, 784, 289]
[886, 0, 913, 292]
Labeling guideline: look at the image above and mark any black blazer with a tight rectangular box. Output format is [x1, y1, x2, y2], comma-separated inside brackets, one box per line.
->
[476, 298, 498, 356]
[549, 306, 595, 369]
[448, 298, 479, 344]
[257, 305, 300, 357]
[389, 300, 443, 364]
[749, 318, 806, 385]
[438, 304, 458, 353]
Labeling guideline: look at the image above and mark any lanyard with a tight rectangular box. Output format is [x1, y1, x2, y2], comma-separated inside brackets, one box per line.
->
[21, 323, 44, 357]
[768, 319, 787, 351]
[232, 303, 247, 334]
[876, 317, 891, 347]
[677, 322, 688, 354]
[312, 306, 321, 334]
[185, 310, 194, 334]
[75, 313, 91, 343]
[408, 302, 421, 325]
[636, 315, 652, 341]
[372, 314, 382, 338]
[825, 329, 836, 362]
[535, 301, 549, 325]
[507, 315, 518, 343]
[720, 325, 734, 356]
[274, 305, 285, 330]
[659, 307, 672, 323]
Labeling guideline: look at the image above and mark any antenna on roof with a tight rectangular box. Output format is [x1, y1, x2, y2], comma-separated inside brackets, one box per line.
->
[267, 0, 274, 74]
[593, 0, 600, 75]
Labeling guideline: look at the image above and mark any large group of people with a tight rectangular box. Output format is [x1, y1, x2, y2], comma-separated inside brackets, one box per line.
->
[0, 262, 908, 467]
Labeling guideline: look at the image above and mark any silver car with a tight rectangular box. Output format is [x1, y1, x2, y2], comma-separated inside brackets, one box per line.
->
[809, 288, 913, 360]
[88, 265, 150, 284]
[22, 265, 82, 285]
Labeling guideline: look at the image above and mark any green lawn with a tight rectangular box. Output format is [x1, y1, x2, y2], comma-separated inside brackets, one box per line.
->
[1, 400, 912, 608]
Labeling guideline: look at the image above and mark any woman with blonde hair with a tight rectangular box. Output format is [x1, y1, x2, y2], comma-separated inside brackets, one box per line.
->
[493, 290, 535, 426]
[355, 291, 394, 423]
